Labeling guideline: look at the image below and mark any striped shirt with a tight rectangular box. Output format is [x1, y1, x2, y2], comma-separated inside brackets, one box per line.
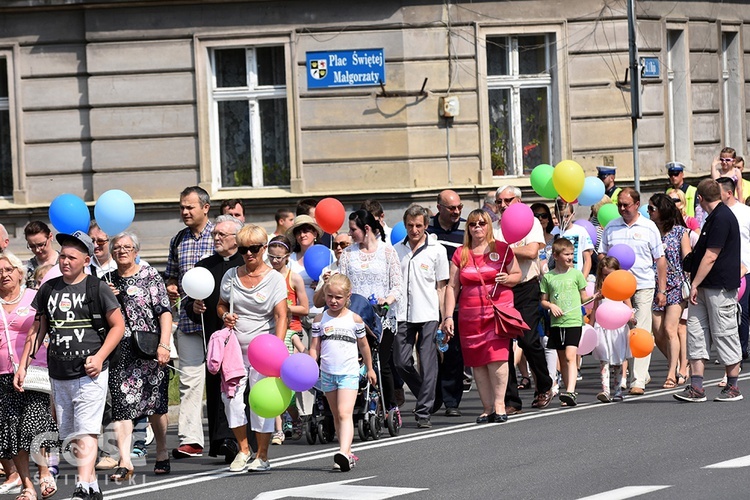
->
[165, 222, 215, 335]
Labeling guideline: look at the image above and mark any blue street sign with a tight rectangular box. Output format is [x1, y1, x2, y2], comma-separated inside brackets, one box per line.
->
[641, 57, 660, 78]
[306, 49, 385, 89]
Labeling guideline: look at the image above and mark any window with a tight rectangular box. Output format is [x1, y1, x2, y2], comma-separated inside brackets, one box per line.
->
[721, 30, 743, 152]
[209, 46, 289, 188]
[486, 34, 556, 176]
[0, 57, 11, 196]
[666, 28, 691, 164]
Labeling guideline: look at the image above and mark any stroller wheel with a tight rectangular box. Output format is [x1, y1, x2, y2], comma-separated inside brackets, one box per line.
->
[317, 422, 330, 444]
[387, 408, 402, 437]
[305, 419, 317, 445]
[369, 414, 382, 440]
[357, 418, 369, 442]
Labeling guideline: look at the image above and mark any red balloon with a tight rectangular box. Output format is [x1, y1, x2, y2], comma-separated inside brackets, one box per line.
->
[315, 197, 345, 234]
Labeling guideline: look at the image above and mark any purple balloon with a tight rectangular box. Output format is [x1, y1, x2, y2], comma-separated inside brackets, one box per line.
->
[607, 244, 636, 271]
[573, 220, 597, 248]
[280, 353, 320, 392]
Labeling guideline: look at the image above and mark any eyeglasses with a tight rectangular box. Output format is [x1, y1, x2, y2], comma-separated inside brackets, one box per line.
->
[267, 254, 289, 261]
[332, 241, 350, 250]
[238, 244, 265, 254]
[26, 240, 48, 251]
[112, 245, 135, 253]
[647, 205, 656, 213]
[0, 267, 16, 276]
[467, 221, 488, 228]
[617, 202, 634, 209]
[439, 203, 463, 212]
[495, 197, 516, 206]
[719, 158, 734, 163]
[92, 238, 109, 246]
[211, 231, 236, 239]
[533, 213, 550, 220]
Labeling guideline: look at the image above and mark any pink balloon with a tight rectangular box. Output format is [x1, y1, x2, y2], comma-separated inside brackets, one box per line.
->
[739, 276, 747, 300]
[584, 282, 596, 312]
[500, 203, 534, 244]
[577, 325, 598, 355]
[595, 299, 632, 330]
[247, 334, 289, 377]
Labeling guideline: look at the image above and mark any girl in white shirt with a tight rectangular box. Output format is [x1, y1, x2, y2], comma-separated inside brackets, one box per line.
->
[309, 274, 376, 472]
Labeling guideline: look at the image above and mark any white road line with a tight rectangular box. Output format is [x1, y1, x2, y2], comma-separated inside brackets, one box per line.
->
[703, 455, 750, 468]
[576, 485, 672, 500]
[104, 373, 746, 498]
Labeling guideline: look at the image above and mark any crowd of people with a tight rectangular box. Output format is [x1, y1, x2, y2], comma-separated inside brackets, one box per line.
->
[0, 148, 745, 498]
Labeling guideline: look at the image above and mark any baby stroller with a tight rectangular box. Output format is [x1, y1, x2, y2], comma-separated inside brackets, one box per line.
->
[305, 388, 335, 444]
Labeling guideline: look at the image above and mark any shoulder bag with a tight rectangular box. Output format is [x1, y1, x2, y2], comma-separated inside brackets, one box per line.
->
[0, 302, 51, 394]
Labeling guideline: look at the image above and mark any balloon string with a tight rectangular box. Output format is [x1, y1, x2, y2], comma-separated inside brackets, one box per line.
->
[561, 296, 596, 316]
[200, 312, 207, 362]
[490, 245, 511, 297]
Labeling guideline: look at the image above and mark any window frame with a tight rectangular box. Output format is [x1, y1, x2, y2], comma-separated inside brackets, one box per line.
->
[478, 24, 566, 179]
[720, 26, 744, 152]
[195, 34, 297, 194]
[0, 46, 23, 203]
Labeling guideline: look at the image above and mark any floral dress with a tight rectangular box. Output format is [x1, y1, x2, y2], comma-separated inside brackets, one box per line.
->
[109, 266, 171, 420]
[653, 225, 688, 311]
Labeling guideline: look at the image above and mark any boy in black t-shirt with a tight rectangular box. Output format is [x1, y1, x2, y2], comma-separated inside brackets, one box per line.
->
[15, 231, 124, 500]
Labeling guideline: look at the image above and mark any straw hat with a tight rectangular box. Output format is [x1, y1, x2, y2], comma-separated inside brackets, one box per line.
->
[286, 215, 324, 241]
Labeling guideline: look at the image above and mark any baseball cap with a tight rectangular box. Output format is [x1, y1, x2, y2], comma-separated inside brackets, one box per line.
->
[56, 230, 95, 256]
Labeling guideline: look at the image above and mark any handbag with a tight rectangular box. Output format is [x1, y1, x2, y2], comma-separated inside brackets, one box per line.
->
[0, 303, 51, 394]
[473, 256, 529, 340]
[681, 277, 691, 301]
[132, 329, 159, 360]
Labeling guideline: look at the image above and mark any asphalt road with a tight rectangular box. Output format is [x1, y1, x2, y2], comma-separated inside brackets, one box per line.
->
[42, 352, 750, 500]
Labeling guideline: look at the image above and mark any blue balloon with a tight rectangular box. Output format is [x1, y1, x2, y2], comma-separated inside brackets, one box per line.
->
[577, 176, 605, 206]
[94, 189, 135, 236]
[49, 194, 90, 234]
[390, 221, 407, 245]
[639, 205, 650, 219]
[303, 244, 332, 281]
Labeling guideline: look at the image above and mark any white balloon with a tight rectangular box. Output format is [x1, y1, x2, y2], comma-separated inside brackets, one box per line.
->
[182, 267, 215, 300]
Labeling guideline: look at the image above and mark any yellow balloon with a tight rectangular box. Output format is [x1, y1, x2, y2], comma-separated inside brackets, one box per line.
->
[552, 160, 586, 202]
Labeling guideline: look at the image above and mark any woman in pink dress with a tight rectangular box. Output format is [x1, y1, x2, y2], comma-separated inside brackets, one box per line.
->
[442, 209, 522, 424]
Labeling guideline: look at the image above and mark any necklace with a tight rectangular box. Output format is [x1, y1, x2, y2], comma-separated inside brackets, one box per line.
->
[0, 286, 25, 305]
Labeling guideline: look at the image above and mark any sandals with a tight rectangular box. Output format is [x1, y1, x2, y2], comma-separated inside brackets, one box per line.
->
[676, 373, 688, 386]
[517, 377, 531, 390]
[39, 476, 56, 499]
[154, 459, 171, 475]
[109, 467, 134, 482]
[15, 488, 37, 500]
[663, 378, 677, 389]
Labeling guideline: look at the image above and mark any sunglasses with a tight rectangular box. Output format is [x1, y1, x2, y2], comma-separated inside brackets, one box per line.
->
[468, 221, 488, 228]
[533, 213, 549, 220]
[719, 158, 734, 163]
[617, 202, 634, 209]
[495, 197, 516, 205]
[647, 205, 656, 212]
[439, 203, 463, 212]
[267, 253, 289, 261]
[238, 244, 265, 254]
[332, 241, 350, 249]
[667, 170, 682, 176]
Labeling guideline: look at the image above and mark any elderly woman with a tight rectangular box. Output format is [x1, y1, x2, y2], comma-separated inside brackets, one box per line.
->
[338, 209, 402, 413]
[442, 209, 523, 424]
[106, 233, 172, 480]
[23, 221, 59, 289]
[217, 225, 287, 473]
[0, 252, 57, 500]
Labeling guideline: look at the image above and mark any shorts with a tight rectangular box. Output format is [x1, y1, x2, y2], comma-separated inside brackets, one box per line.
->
[687, 288, 742, 365]
[546, 326, 583, 350]
[317, 371, 359, 392]
[222, 365, 275, 433]
[52, 369, 109, 441]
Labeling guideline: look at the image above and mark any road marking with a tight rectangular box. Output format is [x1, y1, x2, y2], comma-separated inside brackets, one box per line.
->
[704, 455, 750, 468]
[104, 373, 746, 498]
[252, 476, 427, 499]
[576, 485, 671, 499]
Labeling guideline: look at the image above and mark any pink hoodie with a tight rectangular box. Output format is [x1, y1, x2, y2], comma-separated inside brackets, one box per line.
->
[206, 328, 245, 398]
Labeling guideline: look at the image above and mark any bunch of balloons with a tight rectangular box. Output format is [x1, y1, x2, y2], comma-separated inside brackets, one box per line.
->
[595, 270, 637, 330]
[48, 189, 136, 236]
[531, 160, 606, 206]
[247, 335, 319, 418]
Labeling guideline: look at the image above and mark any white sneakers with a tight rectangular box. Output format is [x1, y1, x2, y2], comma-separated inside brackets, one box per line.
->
[229, 451, 252, 473]
[248, 457, 271, 472]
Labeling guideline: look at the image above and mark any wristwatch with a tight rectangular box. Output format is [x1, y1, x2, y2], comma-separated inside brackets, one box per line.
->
[221, 311, 230, 321]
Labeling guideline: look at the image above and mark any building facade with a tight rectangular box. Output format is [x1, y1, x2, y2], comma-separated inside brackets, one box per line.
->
[0, 0, 747, 263]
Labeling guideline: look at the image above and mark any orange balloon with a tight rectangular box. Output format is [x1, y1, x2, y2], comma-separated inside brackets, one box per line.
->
[314, 197, 346, 234]
[629, 328, 654, 358]
[601, 270, 637, 301]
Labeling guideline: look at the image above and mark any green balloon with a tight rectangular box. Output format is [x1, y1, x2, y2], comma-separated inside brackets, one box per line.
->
[530, 164, 558, 199]
[248, 377, 293, 418]
[597, 203, 620, 228]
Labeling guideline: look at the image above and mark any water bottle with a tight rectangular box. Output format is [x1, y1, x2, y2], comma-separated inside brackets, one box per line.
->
[435, 329, 449, 353]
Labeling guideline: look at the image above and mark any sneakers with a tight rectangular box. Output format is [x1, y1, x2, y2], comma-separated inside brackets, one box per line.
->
[71, 485, 91, 500]
[89, 488, 104, 500]
[172, 443, 203, 458]
[612, 389, 624, 402]
[271, 432, 285, 445]
[416, 417, 432, 429]
[596, 391, 611, 403]
[282, 416, 293, 438]
[559, 392, 578, 407]
[248, 457, 271, 472]
[715, 385, 743, 402]
[673, 385, 707, 403]
[229, 451, 252, 473]
[131, 446, 147, 459]
[334, 452, 358, 472]
[291, 419, 303, 440]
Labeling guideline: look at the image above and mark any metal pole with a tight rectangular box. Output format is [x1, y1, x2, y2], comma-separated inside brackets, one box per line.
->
[628, 0, 641, 192]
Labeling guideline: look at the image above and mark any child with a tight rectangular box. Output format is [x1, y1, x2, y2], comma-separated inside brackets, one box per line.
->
[540, 238, 590, 407]
[309, 274, 376, 472]
[32, 263, 54, 289]
[15, 231, 124, 500]
[267, 236, 308, 444]
[590, 257, 633, 402]
[711, 147, 744, 201]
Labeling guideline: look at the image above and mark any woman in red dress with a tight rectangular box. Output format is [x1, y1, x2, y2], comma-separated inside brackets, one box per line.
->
[442, 209, 522, 424]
